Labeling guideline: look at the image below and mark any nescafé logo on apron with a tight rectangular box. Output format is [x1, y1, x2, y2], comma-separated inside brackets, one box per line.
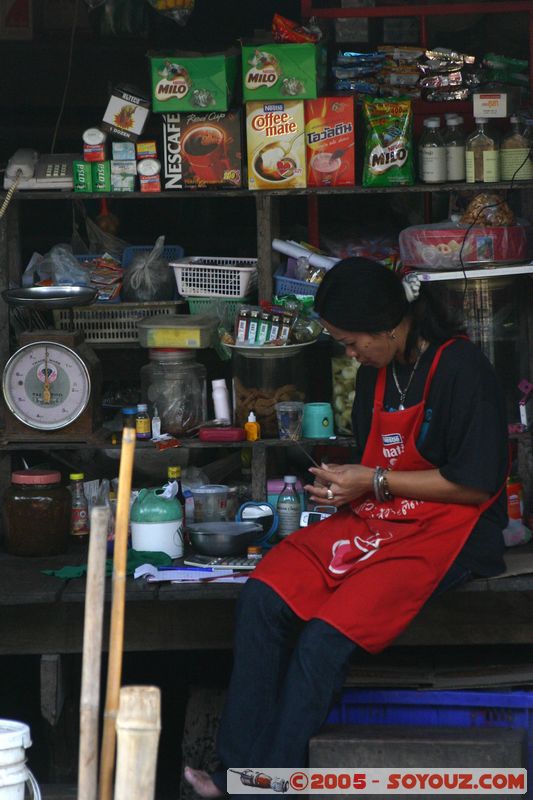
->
[382, 432, 404, 462]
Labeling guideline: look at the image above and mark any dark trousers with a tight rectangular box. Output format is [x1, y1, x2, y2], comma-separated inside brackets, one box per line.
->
[212, 561, 471, 794]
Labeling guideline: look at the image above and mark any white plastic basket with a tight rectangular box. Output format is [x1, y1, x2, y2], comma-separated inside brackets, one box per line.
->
[53, 301, 185, 344]
[170, 256, 258, 298]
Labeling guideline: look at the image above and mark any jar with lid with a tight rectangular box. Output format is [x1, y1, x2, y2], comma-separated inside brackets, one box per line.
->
[331, 341, 359, 435]
[232, 348, 307, 437]
[2, 469, 70, 556]
[500, 116, 533, 181]
[444, 115, 466, 182]
[466, 118, 500, 183]
[418, 118, 446, 184]
[140, 348, 207, 436]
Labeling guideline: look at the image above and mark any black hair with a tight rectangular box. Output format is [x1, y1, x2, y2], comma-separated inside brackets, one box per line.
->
[314, 257, 466, 360]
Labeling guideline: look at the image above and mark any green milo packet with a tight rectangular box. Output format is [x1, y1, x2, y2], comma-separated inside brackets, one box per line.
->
[362, 97, 414, 187]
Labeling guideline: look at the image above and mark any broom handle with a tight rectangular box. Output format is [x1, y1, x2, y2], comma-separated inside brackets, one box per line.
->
[78, 505, 110, 800]
[98, 428, 136, 800]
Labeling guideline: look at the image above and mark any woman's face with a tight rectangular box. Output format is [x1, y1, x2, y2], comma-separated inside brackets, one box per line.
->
[321, 320, 395, 368]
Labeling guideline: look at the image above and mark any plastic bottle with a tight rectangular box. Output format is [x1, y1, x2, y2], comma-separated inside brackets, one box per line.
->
[151, 406, 161, 438]
[244, 411, 261, 442]
[507, 476, 524, 520]
[500, 116, 533, 181]
[466, 118, 499, 183]
[276, 475, 302, 538]
[444, 115, 466, 182]
[70, 472, 89, 544]
[212, 379, 231, 423]
[168, 465, 186, 523]
[418, 118, 447, 184]
[135, 403, 151, 440]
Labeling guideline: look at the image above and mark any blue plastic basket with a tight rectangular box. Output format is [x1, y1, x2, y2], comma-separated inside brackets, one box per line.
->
[122, 244, 184, 269]
[327, 688, 533, 792]
[274, 266, 319, 298]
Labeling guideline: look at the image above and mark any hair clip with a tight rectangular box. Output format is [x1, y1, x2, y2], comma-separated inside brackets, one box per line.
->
[402, 273, 421, 303]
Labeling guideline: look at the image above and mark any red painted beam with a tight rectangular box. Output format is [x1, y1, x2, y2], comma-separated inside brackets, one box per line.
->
[301, 1, 533, 18]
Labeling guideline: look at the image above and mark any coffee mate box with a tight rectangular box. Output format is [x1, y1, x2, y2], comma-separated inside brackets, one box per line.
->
[305, 97, 355, 187]
[150, 51, 239, 112]
[246, 101, 306, 190]
[242, 43, 319, 102]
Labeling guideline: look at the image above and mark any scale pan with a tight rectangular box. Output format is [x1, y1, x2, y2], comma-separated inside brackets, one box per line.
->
[2, 285, 98, 310]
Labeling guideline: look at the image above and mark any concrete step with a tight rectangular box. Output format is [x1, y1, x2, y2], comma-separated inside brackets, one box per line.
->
[310, 725, 527, 800]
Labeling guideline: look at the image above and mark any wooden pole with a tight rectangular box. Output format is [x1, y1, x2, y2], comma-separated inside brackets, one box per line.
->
[113, 686, 161, 800]
[78, 505, 110, 800]
[98, 427, 136, 800]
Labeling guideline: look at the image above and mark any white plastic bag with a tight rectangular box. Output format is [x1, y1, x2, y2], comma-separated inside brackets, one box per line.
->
[122, 236, 175, 301]
[22, 244, 90, 287]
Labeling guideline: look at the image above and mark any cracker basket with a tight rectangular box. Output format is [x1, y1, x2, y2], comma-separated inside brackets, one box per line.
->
[171, 256, 258, 298]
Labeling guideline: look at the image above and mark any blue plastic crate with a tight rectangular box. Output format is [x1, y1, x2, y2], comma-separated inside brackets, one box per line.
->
[327, 689, 533, 793]
[122, 244, 184, 269]
[274, 267, 319, 298]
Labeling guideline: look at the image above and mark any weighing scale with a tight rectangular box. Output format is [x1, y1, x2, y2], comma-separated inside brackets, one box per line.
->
[1, 286, 102, 442]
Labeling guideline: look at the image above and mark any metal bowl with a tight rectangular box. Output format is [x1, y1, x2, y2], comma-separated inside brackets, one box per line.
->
[187, 521, 263, 556]
[2, 285, 97, 310]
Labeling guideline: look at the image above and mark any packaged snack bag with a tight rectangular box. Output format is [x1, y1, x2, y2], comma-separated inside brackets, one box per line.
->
[362, 98, 414, 187]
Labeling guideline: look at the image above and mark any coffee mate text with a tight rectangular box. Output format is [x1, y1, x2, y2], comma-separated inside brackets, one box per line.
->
[251, 112, 297, 137]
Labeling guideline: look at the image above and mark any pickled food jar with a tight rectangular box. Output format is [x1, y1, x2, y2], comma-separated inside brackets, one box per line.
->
[140, 349, 207, 436]
[2, 469, 71, 556]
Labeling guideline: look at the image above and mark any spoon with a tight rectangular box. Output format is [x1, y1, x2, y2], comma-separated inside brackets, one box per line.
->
[329, 141, 355, 162]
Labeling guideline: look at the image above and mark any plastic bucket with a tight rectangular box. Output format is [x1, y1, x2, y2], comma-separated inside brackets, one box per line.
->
[0, 720, 41, 799]
[131, 520, 184, 558]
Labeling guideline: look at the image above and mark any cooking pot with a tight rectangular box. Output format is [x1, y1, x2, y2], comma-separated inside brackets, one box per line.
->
[187, 521, 263, 556]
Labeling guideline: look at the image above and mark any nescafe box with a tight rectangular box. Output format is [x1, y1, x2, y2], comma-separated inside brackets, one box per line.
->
[305, 97, 355, 187]
[162, 109, 242, 190]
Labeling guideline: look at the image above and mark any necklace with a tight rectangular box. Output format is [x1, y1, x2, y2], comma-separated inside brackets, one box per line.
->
[391, 343, 427, 410]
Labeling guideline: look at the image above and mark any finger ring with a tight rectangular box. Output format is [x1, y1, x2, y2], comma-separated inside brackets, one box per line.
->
[326, 487, 334, 501]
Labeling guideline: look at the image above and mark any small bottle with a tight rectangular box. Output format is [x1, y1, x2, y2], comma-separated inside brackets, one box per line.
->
[122, 406, 137, 429]
[212, 379, 231, 423]
[276, 475, 302, 538]
[466, 118, 499, 183]
[70, 472, 89, 545]
[500, 116, 533, 181]
[444, 115, 466, 182]
[507, 476, 524, 521]
[418, 118, 447, 184]
[246, 545, 263, 562]
[135, 403, 151, 440]
[151, 406, 161, 438]
[244, 411, 261, 442]
[168, 465, 186, 522]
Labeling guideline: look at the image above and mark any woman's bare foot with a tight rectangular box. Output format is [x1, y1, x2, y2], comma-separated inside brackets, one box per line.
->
[184, 766, 224, 798]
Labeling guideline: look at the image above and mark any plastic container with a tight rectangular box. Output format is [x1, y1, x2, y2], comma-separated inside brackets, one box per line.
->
[302, 402, 334, 438]
[137, 313, 218, 349]
[192, 484, 229, 522]
[0, 719, 41, 800]
[53, 301, 186, 345]
[275, 401, 304, 440]
[232, 348, 307, 438]
[130, 487, 183, 558]
[212, 379, 231, 423]
[274, 266, 320, 298]
[325, 688, 533, 782]
[171, 256, 258, 298]
[140, 349, 207, 436]
[187, 296, 255, 327]
[2, 470, 70, 557]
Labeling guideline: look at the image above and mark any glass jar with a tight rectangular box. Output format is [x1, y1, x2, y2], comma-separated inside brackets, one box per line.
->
[140, 348, 207, 436]
[418, 118, 447, 184]
[466, 118, 499, 183]
[331, 353, 360, 434]
[232, 349, 307, 438]
[2, 469, 71, 556]
[500, 115, 533, 181]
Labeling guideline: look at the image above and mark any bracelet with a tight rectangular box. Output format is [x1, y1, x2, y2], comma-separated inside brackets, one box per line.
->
[373, 466, 394, 503]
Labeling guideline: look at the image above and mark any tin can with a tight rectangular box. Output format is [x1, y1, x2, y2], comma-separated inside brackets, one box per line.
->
[137, 158, 161, 177]
[84, 143, 106, 162]
[83, 127, 107, 146]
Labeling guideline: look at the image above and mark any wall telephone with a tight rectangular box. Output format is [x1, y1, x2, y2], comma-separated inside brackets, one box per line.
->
[4, 149, 78, 190]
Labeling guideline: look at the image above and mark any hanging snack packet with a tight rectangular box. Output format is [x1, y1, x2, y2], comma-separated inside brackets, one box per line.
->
[362, 98, 414, 187]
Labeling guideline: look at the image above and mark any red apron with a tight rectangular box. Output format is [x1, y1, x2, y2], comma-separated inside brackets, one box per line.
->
[252, 340, 501, 654]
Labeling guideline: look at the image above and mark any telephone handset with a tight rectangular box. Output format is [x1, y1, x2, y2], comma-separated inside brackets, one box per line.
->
[4, 149, 78, 190]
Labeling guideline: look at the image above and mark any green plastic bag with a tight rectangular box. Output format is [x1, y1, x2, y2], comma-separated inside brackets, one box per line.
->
[362, 98, 414, 188]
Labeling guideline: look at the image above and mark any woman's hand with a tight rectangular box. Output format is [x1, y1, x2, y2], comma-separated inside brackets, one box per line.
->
[304, 464, 374, 507]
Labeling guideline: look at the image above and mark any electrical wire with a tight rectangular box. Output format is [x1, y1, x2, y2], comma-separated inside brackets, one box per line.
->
[50, 0, 80, 154]
[458, 137, 533, 307]
[0, 172, 21, 220]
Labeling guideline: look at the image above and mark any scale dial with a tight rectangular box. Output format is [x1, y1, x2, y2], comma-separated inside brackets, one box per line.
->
[3, 341, 91, 431]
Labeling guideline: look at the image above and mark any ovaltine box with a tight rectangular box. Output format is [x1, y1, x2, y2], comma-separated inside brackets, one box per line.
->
[162, 110, 242, 190]
[305, 97, 355, 187]
[149, 51, 239, 113]
[246, 101, 306, 190]
[242, 43, 319, 102]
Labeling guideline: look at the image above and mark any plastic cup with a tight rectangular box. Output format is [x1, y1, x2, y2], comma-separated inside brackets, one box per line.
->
[192, 484, 229, 522]
[275, 401, 304, 441]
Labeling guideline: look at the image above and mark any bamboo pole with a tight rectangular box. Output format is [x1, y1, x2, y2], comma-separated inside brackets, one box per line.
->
[78, 505, 110, 800]
[98, 427, 136, 800]
[113, 686, 161, 800]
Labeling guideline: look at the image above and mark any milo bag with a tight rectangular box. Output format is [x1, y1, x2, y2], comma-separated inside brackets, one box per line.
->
[362, 98, 414, 187]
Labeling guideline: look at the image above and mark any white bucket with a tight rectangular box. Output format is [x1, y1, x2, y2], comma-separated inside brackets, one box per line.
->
[0, 720, 41, 799]
[131, 520, 184, 558]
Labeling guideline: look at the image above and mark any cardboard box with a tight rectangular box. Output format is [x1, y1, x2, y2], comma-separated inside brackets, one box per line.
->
[305, 96, 355, 187]
[102, 86, 150, 142]
[150, 51, 239, 113]
[246, 101, 306, 190]
[242, 42, 319, 102]
[92, 161, 111, 192]
[162, 109, 243, 190]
